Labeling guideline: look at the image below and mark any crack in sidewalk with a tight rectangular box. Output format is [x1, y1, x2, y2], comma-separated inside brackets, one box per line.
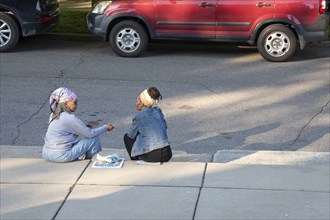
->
[52, 160, 92, 220]
[290, 98, 330, 146]
[192, 163, 207, 220]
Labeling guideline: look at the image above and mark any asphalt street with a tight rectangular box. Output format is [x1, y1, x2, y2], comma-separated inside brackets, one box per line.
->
[0, 35, 329, 154]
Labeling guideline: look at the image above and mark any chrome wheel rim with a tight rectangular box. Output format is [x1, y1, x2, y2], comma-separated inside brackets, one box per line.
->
[0, 19, 11, 47]
[264, 32, 290, 57]
[116, 28, 140, 53]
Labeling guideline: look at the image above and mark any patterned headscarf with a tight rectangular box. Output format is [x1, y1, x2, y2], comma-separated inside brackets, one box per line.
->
[49, 87, 77, 113]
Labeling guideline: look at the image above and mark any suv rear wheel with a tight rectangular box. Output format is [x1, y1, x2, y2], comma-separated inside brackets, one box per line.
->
[257, 24, 297, 62]
[0, 12, 20, 52]
[109, 20, 148, 57]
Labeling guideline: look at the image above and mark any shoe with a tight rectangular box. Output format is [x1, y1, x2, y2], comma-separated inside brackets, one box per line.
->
[78, 154, 86, 160]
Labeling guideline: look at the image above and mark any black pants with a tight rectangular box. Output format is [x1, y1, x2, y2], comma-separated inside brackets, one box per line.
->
[123, 133, 172, 162]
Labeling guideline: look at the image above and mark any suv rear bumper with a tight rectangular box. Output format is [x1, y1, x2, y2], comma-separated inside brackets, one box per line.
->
[301, 15, 329, 41]
[21, 11, 60, 37]
[297, 14, 330, 50]
[297, 14, 330, 48]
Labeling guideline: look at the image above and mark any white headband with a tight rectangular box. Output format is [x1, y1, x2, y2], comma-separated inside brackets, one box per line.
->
[140, 89, 157, 106]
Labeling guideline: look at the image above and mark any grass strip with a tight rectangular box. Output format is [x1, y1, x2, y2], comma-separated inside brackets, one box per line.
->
[49, 9, 90, 34]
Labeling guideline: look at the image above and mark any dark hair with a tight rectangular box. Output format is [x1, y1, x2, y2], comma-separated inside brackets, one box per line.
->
[148, 87, 162, 100]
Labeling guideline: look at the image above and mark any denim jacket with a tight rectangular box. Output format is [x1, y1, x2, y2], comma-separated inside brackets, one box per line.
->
[127, 106, 170, 157]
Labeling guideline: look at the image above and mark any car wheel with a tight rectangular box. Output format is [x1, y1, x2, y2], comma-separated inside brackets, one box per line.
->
[257, 24, 297, 62]
[109, 20, 148, 57]
[0, 12, 20, 52]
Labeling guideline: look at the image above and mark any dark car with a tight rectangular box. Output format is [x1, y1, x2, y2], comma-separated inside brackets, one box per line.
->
[0, 0, 60, 52]
[87, 0, 329, 62]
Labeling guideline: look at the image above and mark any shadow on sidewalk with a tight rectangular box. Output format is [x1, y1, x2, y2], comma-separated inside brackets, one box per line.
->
[1, 158, 329, 219]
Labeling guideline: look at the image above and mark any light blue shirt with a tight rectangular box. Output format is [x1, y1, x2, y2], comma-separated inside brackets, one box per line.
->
[127, 106, 170, 157]
[44, 112, 108, 151]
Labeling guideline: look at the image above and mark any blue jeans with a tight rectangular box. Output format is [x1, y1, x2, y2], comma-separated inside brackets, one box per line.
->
[42, 136, 102, 162]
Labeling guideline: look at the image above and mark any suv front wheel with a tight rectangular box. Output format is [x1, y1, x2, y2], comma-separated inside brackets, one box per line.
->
[109, 20, 148, 57]
[257, 24, 297, 62]
[0, 12, 20, 52]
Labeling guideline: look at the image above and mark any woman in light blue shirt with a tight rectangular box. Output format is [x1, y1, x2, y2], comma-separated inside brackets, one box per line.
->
[124, 87, 172, 163]
[42, 87, 114, 162]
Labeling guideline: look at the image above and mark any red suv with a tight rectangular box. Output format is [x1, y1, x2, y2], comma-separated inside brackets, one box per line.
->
[87, 0, 329, 62]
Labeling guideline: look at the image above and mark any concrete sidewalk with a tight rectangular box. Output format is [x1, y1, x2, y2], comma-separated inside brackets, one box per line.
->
[1, 146, 329, 220]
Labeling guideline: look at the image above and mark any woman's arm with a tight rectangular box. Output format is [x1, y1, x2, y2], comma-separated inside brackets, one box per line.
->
[69, 114, 108, 138]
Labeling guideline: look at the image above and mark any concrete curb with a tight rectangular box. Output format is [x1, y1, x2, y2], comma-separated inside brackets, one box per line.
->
[0, 145, 213, 163]
[214, 150, 330, 165]
[1, 145, 329, 165]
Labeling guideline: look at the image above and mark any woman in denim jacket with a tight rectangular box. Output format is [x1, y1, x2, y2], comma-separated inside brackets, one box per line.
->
[124, 87, 172, 163]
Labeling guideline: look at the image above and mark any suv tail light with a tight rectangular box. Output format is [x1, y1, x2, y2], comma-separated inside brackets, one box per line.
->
[319, 0, 327, 14]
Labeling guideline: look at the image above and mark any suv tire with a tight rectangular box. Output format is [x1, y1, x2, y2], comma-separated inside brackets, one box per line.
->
[257, 24, 297, 62]
[0, 12, 20, 52]
[109, 20, 148, 57]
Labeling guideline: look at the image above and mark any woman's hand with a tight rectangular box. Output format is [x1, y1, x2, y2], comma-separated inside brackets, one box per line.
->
[107, 124, 115, 131]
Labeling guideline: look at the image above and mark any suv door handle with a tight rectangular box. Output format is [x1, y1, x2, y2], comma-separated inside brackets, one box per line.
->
[199, 2, 215, 7]
[256, 2, 272, 7]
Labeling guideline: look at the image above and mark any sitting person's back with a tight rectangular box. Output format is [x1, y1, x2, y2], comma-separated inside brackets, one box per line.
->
[124, 87, 172, 163]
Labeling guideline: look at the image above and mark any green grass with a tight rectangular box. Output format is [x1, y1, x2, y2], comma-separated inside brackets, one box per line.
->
[49, 9, 89, 34]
